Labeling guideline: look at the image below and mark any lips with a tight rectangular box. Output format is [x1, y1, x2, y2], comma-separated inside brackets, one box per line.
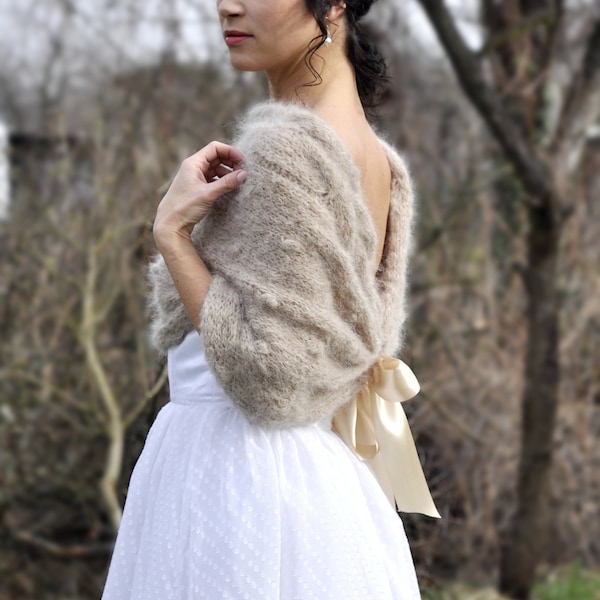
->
[224, 30, 252, 46]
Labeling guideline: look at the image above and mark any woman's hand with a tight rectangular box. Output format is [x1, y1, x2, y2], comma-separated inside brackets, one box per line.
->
[151, 142, 246, 330]
[153, 141, 247, 250]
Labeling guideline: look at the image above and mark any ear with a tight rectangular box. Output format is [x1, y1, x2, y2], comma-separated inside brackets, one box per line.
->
[326, 2, 347, 23]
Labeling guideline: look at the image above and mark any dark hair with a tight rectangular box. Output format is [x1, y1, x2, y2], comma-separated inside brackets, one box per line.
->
[303, 0, 389, 110]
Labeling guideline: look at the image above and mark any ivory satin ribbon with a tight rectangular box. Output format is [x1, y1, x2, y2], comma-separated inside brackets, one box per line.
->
[333, 357, 441, 518]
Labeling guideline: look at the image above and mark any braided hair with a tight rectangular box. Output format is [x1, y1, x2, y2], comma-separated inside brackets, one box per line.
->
[303, 0, 389, 110]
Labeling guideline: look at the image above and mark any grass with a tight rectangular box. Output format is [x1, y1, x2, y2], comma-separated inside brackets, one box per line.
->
[420, 563, 600, 600]
[534, 563, 600, 600]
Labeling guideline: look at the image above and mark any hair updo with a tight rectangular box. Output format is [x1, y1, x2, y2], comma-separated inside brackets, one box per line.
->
[304, 0, 389, 110]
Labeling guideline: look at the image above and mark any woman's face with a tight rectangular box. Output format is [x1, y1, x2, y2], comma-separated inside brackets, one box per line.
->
[216, 0, 320, 74]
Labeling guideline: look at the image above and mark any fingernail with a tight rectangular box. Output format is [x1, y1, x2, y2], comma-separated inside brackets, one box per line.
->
[236, 170, 248, 184]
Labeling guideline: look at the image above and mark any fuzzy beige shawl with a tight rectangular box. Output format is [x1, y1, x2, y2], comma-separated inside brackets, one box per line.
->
[148, 101, 416, 428]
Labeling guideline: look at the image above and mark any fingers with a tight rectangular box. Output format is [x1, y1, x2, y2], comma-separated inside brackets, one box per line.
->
[183, 142, 246, 189]
[207, 169, 248, 198]
[212, 164, 233, 179]
[166, 141, 247, 217]
[153, 141, 249, 241]
[177, 141, 248, 198]
[209, 157, 247, 178]
[195, 141, 245, 173]
[205, 156, 243, 179]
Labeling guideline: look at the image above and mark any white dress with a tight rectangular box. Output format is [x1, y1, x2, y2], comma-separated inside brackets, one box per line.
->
[102, 330, 421, 599]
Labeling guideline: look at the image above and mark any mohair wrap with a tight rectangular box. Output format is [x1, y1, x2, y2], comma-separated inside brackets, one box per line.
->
[148, 102, 416, 428]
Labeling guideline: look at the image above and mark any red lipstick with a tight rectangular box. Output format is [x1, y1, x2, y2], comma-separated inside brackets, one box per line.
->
[224, 30, 252, 46]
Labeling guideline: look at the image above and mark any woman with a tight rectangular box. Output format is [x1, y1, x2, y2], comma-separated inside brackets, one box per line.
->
[102, 0, 438, 598]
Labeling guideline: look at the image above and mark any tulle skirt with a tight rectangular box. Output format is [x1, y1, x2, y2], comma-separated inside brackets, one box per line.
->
[101, 332, 420, 599]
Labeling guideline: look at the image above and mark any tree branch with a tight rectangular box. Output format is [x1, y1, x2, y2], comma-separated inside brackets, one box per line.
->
[124, 363, 168, 428]
[552, 20, 600, 174]
[417, 0, 561, 210]
[478, 9, 555, 57]
[9, 527, 113, 558]
[81, 246, 124, 531]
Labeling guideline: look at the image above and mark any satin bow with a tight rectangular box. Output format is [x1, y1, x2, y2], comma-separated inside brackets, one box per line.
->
[333, 357, 440, 518]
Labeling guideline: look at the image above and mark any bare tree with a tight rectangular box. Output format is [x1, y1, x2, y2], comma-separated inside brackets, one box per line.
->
[415, 0, 599, 596]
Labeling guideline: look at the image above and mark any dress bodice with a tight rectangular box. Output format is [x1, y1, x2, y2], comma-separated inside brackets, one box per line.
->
[168, 329, 334, 430]
[167, 330, 230, 407]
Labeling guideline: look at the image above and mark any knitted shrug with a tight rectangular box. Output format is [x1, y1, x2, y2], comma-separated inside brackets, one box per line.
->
[148, 102, 416, 428]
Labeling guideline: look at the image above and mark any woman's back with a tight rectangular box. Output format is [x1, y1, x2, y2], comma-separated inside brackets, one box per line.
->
[316, 103, 392, 272]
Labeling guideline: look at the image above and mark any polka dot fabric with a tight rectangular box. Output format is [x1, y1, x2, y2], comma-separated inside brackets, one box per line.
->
[102, 331, 421, 599]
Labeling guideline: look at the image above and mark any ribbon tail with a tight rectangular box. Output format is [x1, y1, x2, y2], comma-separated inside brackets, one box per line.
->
[374, 396, 441, 518]
[333, 392, 379, 461]
[332, 400, 360, 459]
[365, 451, 396, 507]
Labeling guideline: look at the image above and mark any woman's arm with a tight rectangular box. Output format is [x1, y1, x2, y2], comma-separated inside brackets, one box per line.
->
[152, 141, 247, 330]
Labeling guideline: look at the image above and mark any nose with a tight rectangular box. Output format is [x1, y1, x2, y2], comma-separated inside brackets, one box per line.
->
[217, 0, 243, 19]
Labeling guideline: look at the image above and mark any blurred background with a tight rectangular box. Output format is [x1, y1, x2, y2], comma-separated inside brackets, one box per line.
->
[0, 0, 598, 599]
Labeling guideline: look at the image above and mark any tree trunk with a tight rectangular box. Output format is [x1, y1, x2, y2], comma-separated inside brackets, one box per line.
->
[499, 203, 560, 599]
[415, 1, 566, 596]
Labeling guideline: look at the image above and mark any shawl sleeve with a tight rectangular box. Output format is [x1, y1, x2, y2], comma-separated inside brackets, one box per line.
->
[198, 109, 386, 427]
[149, 104, 393, 427]
[147, 253, 194, 354]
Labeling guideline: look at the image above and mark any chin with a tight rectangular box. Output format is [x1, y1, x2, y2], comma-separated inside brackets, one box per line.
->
[230, 63, 264, 73]
[229, 48, 272, 72]
[228, 56, 264, 73]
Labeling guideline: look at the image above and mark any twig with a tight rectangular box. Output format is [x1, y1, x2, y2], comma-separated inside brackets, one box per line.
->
[124, 363, 168, 428]
[81, 245, 124, 531]
[10, 528, 113, 558]
[419, 390, 484, 444]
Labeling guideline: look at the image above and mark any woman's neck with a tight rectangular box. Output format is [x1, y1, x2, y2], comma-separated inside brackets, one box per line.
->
[266, 44, 359, 112]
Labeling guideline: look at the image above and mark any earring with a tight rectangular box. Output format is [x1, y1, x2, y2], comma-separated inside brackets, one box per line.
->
[324, 27, 332, 45]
